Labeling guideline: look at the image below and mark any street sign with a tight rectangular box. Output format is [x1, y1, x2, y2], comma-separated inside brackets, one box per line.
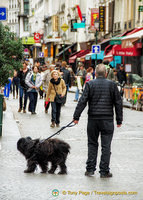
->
[138, 5, 143, 12]
[92, 45, 101, 54]
[61, 23, 69, 32]
[73, 23, 85, 29]
[0, 7, 7, 21]
[71, 19, 77, 32]
[39, 52, 44, 57]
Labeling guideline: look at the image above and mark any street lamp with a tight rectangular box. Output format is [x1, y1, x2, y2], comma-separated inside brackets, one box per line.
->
[62, 33, 66, 61]
[94, 18, 99, 66]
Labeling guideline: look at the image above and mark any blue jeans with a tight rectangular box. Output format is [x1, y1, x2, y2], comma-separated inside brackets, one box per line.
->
[28, 92, 38, 113]
[51, 101, 62, 124]
[75, 88, 79, 101]
[19, 86, 28, 110]
[4, 79, 11, 98]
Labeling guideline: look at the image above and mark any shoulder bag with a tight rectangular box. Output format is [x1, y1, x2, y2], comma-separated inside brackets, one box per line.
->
[53, 84, 65, 104]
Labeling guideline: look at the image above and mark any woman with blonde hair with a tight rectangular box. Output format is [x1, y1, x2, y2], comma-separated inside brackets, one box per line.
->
[46, 70, 66, 128]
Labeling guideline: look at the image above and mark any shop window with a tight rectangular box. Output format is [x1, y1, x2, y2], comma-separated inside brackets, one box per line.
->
[24, 18, 29, 31]
[24, 0, 29, 15]
[128, 21, 132, 29]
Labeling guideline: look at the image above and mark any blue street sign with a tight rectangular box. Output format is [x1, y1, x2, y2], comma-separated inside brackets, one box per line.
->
[0, 8, 7, 21]
[73, 23, 85, 29]
[92, 45, 101, 54]
[82, 16, 86, 23]
[39, 52, 44, 57]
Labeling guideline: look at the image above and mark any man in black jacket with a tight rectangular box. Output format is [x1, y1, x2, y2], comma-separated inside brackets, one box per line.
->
[73, 64, 123, 178]
[60, 61, 71, 105]
[117, 64, 126, 84]
[17, 62, 29, 113]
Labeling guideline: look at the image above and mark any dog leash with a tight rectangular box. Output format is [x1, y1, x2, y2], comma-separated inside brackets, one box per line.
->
[44, 121, 76, 141]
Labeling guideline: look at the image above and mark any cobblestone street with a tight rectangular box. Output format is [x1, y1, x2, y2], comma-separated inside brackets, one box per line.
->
[0, 92, 143, 200]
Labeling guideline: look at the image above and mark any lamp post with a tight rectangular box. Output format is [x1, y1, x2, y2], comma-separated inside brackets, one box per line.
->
[62, 33, 66, 61]
[94, 19, 99, 66]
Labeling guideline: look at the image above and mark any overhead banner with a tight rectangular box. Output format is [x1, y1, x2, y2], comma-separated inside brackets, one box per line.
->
[99, 6, 105, 32]
[90, 8, 99, 32]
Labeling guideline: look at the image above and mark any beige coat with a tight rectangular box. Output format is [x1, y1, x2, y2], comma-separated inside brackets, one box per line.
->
[46, 79, 66, 102]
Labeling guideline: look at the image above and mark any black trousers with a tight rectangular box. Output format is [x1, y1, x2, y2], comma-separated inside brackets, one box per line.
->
[86, 119, 114, 174]
[28, 92, 38, 113]
[51, 101, 62, 124]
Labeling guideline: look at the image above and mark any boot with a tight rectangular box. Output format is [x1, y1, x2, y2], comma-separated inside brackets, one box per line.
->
[18, 108, 22, 112]
[50, 121, 55, 128]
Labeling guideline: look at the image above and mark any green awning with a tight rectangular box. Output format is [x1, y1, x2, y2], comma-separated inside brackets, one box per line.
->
[22, 37, 35, 45]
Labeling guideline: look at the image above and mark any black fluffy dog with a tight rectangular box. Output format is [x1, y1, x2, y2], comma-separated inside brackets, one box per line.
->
[17, 137, 70, 174]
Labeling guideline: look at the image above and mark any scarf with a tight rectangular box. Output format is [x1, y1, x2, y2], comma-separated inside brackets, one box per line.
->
[50, 78, 61, 85]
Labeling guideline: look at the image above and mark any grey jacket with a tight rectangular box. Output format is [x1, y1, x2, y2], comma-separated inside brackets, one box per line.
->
[25, 71, 42, 92]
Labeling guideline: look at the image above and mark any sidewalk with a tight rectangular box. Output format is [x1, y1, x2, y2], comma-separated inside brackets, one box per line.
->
[0, 93, 143, 200]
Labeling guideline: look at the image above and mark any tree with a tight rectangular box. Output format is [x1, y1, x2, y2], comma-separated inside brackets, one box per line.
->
[0, 23, 23, 86]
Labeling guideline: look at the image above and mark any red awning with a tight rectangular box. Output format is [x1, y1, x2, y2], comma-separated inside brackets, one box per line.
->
[69, 49, 90, 63]
[104, 27, 143, 55]
[104, 44, 141, 60]
[104, 50, 114, 62]
[113, 44, 141, 56]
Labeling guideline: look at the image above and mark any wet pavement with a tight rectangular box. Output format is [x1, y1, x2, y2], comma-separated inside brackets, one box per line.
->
[0, 91, 143, 200]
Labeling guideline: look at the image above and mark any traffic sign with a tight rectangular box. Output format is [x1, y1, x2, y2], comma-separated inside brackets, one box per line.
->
[0, 8, 7, 21]
[92, 45, 101, 54]
[73, 23, 85, 29]
[39, 52, 44, 57]
[61, 23, 69, 32]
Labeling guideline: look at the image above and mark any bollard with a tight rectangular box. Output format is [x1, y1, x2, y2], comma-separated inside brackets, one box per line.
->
[0, 94, 3, 136]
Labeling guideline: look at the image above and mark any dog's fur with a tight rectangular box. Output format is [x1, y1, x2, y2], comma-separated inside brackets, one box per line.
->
[17, 137, 70, 174]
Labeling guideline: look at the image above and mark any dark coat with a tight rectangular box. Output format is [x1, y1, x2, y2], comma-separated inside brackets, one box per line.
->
[73, 77, 123, 125]
[117, 70, 126, 84]
[18, 69, 30, 90]
[61, 67, 71, 87]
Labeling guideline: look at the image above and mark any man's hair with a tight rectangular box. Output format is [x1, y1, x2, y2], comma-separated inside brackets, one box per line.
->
[96, 64, 106, 77]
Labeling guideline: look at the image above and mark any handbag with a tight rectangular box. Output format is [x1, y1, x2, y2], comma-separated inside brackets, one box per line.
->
[53, 84, 65, 104]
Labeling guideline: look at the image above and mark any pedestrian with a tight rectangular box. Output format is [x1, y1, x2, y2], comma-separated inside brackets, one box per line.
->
[41, 64, 51, 113]
[25, 66, 42, 114]
[17, 62, 29, 113]
[117, 64, 127, 84]
[12, 70, 19, 99]
[46, 70, 66, 128]
[4, 77, 12, 99]
[74, 63, 86, 102]
[60, 61, 71, 105]
[73, 63, 123, 178]
[84, 67, 93, 84]
[103, 61, 114, 81]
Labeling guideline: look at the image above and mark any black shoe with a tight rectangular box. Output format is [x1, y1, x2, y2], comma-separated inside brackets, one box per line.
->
[85, 171, 94, 177]
[100, 172, 113, 178]
[31, 112, 37, 114]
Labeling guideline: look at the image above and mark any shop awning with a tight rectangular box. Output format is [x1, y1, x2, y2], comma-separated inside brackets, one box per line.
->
[69, 49, 90, 63]
[122, 29, 143, 40]
[56, 43, 76, 57]
[121, 29, 143, 48]
[104, 50, 114, 62]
